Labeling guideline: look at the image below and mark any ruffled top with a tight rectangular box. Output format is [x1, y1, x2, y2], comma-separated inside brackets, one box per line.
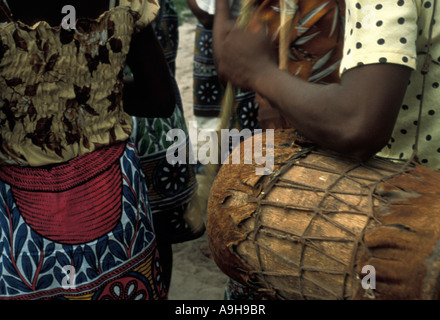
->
[0, 0, 159, 166]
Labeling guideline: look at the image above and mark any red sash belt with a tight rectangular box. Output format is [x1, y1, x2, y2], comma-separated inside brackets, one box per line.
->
[0, 143, 125, 245]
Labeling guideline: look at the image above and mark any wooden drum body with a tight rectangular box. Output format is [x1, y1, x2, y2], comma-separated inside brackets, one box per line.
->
[207, 129, 440, 300]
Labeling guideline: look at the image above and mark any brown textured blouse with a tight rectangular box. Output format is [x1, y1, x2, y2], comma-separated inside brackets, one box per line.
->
[0, 0, 159, 167]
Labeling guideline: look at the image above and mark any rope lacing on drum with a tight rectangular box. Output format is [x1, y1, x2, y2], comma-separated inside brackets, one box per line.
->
[244, 143, 408, 299]
[221, 0, 437, 301]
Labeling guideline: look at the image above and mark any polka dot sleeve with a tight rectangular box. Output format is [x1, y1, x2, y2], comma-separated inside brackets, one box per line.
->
[120, 0, 160, 29]
[340, 0, 419, 75]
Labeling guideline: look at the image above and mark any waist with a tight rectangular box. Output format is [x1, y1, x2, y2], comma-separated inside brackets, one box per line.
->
[0, 142, 126, 192]
[0, 116, 133, 167]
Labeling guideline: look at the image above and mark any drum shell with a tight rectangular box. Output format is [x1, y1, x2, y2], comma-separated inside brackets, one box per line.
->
[207, 129, 440, 300]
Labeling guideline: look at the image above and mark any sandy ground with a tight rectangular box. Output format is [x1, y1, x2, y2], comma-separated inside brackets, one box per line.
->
[167, 16, 230, 300]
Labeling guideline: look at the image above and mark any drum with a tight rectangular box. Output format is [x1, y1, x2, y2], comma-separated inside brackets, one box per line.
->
[207, 129, 440, 300]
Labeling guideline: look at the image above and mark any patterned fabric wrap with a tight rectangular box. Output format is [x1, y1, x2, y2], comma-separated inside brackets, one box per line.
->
[129, 0, 202, 244]
[247, 0, 345, 83]
[231, 90, 260, 131]
[192, 25, 260, 131]
[232, 0, 345, 130]
[228, 90, 260, 160]
[130, 96, 200, 244]
[193, 23, 225, 117]
[0, 142, 166, 300]
[129, 63, 200, 244]
[152, 0, 180, 74]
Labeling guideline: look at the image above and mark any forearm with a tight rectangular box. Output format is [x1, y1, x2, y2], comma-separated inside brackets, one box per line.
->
[213, 0, 411, 161]
[250, 64, 410, 160]
[253, 68, 361, 156]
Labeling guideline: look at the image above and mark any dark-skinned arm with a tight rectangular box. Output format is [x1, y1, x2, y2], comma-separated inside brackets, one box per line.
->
[124, 24, 176, 118]
[186, 0, 214, 29]
[213, 0, 412, 161]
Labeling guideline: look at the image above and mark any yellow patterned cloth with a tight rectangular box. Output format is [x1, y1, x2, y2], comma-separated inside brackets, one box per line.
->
[0, 1, 159, 167]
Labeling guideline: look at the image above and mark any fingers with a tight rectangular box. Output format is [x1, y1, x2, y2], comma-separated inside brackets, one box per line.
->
[213, 1, 235, 74]
[215, 0, 232, 26]
[213, 0, 234, 44]
[246, 16, 265, 34]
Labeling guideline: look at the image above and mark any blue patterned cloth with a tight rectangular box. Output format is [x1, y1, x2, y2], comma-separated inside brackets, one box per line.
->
[0, 143, 166, 300]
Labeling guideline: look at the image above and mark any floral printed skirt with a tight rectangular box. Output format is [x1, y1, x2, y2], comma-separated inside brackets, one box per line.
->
[193, 23, 225, 117]
[0, 142, 166, 300]
[152, 0, 179, 75]
[130, 70, 202, 244]
[230, 90, 260, 131]
[131, 107, 201, 244]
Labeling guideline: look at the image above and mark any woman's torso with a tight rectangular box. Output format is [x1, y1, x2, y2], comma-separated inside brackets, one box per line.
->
[0, 1, 141, 167]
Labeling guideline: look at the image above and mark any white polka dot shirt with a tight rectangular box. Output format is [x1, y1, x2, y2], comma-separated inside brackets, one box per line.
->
[340, 0, 440, 169]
